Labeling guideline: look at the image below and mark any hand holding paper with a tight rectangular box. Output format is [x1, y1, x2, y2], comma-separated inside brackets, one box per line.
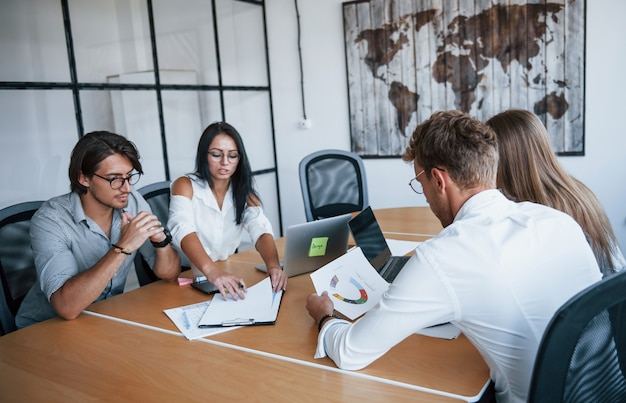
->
[310, 247, 389, 320]
[198, 277, 283, 327]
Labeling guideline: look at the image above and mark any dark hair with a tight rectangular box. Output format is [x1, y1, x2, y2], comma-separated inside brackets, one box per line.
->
[68, 131, 142, 194]
[402, 110, 498, 189]
[193, 122, 258, 225]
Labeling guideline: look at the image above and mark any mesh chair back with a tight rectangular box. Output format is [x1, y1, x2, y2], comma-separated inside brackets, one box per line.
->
[134, 181, 171, 286]
[134, 181, 191, 285]
[138, 181, 171, 225]
[299, 149, 368, 222]
[528, 270, 626, 402]
[0, 201, 43, 334]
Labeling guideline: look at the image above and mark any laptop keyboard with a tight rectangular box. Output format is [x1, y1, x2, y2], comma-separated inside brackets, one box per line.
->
[381, 256, 410, 282]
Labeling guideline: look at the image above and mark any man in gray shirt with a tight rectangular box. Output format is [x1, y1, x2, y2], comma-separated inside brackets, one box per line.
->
[16, 131, 180, 328]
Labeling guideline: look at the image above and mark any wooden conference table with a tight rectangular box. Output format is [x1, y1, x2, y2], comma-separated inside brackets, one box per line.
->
[0, 207, 491, 402]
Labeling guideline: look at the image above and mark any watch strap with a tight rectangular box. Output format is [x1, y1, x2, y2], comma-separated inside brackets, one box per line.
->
[151, 227, 172, 248]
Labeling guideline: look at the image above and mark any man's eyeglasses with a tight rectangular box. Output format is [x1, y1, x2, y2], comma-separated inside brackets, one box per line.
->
[408, 167, 446, 194]
[408, 170, 426, 194]
[208, 151, 240, 163]
[93, 172, 142, 190]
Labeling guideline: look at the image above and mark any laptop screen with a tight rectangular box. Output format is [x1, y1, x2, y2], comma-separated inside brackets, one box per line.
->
[348, 207, 392, 271]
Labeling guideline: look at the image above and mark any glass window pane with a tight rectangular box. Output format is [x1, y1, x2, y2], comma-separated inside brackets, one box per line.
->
[69, 0, 154, 84]
[223, 91, 273, 170]
[161, 89, 204, 180]
[217, 0, 268, 86]
[197, 91, 224, 124]
[82, 86, 170, 186]
[0, 0, 69, 82]
[0, 90, 77, 207]
[152, 0, 219, 85]
[80, 89, 117, 134]
[106, 87, 166, 185]
[255, 173, 280, 237]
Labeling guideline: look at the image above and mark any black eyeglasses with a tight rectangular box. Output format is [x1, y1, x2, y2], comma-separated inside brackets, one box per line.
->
[93, 172, 141, 190]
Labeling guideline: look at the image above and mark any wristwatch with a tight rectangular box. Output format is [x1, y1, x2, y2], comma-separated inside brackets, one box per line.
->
[151, 227, 172, 248]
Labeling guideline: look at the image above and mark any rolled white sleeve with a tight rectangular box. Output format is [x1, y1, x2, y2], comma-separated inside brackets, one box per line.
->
[242, 205, 274, 245]
[314, 319, 350, 359]
[168, 194, 197, 248]
[313, 252, 456, 370]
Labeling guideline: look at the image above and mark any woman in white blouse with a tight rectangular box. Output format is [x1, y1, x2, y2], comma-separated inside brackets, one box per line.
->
[168, 122, 287, 300]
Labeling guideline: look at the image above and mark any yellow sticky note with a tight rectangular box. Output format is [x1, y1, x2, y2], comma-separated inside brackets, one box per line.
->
[309, 237, 329, 257]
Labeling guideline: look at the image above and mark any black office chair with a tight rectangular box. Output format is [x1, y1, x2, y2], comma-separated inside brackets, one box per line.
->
[0, 201, 44, 335]
[137, 181, 171, 225]
[299, 149, 369, 222]
[528, 270, 626, 402]
[133, 181, 171, 286]
[134, 181, 190, 286]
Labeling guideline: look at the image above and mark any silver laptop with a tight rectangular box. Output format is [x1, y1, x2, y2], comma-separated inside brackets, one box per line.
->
[348, 206, 410, 283]
[256, 214, 352, 277]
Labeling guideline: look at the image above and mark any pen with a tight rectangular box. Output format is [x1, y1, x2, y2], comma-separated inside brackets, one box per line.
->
[224, 282, 245, 293]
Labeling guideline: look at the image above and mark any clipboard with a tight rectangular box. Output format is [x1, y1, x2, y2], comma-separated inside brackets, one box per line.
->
[198, 277, 284, 328]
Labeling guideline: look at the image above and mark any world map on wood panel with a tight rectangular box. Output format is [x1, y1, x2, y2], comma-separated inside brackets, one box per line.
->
[343, 0, 585, 157]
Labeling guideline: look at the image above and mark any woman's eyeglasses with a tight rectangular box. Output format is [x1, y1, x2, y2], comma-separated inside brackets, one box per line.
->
[208, 151, 240, 163]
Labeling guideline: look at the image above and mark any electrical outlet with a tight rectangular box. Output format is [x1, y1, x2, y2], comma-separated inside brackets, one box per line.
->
[299, 119, 313, 130]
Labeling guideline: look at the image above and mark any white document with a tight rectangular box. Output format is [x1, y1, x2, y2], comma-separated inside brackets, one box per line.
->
[310, 247, 390, 320]
[198, 277, 283, 327]
[386, 239, 420, 256]
[164, 301, 236, 340]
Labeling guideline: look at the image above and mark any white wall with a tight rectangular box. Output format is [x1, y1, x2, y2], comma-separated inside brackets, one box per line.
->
[266, 0, 626, 253]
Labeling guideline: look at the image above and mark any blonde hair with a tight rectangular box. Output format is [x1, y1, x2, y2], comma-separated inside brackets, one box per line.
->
[487, 109, 619, 274]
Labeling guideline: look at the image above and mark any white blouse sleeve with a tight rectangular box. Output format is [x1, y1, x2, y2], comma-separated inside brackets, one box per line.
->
[242, 205, 274, 245]
[168, 194, 197, 248]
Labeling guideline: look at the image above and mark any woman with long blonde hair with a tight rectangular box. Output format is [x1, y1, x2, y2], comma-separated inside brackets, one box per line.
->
[486, 109, 624, 277]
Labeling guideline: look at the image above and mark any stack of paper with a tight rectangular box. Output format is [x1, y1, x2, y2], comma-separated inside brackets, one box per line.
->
[164, 277, 283, 340]
[164, 301, 234, 340]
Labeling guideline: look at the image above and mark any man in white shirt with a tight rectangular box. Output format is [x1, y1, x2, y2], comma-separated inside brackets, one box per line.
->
[305, 110, 601, 403]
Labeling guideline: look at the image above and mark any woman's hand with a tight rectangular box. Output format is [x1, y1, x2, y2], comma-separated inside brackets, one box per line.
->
[207, 270, 247, 301]
[267, 267, 288, 292]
